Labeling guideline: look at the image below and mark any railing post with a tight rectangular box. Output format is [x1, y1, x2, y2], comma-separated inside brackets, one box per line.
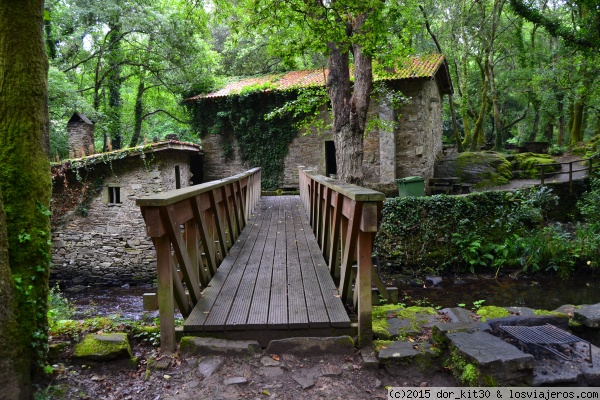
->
[153, 235, 176, 353]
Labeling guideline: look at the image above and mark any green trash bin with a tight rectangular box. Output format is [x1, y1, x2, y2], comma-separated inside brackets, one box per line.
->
[396, 176, 425, 197]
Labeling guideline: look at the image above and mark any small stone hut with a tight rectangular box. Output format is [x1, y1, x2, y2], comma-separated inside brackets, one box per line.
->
[67, 112, 95, 157]
[50, 140, 203, 287]
[188, 54, 453, 193]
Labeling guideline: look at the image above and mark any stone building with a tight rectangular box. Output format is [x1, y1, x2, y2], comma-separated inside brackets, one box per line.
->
[188, 54, 453, 193]
[50, 140, 203, 287]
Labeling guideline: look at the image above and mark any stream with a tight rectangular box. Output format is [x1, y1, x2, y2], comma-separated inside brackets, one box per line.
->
[63, 274, 600, 320]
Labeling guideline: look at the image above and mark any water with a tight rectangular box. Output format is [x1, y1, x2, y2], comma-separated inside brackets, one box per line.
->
[65, 287, 159, 321]
[394, 274, 600, 310]
[63, 274, 600, 320]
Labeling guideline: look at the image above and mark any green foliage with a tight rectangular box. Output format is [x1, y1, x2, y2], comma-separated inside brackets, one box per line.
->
[189, 88, 320, 189]
[47, 285, 75, 327]
[376, 188, 557, 274]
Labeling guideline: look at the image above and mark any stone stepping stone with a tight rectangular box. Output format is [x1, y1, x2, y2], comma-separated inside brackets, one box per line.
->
[179, 337, 260, 356]
[447, 331, 534, 386]
[431, 321, 491, 348]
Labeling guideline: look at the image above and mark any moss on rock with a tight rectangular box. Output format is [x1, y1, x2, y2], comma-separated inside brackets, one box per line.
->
[476, 306, 510, 322]
[73, 333, 131, 361]
[453, 151, 512, 188]
[508, 153, 560, 178]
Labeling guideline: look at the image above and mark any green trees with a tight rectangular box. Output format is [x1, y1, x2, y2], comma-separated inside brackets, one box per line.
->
[219, 0, 419, 184]
[46, 0, 217, 157]
[0, 0, 52, 397]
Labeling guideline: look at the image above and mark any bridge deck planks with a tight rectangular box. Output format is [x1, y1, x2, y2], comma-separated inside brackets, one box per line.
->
[184, 195, 350, 334]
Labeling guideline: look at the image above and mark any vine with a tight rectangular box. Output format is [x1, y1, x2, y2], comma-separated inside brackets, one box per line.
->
[189, 87, 326, 190]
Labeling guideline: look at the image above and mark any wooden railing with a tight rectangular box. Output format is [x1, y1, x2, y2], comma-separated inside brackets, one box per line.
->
[298, 169, 386, 347]
[537, 153, 600, 191]
[136, 168, 261, 352]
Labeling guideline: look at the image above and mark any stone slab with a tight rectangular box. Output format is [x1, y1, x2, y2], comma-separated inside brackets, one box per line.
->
[179, 337, 260, 356]
[448, 331, 534, 386]
[378, 341, 437, 363]
[196, 357, 223, 379]
[265, 336, 354, 355]
[574, 304, 600, 328]
[505, 307, 536, 317]
[431, 321, 491, 348]
[440, 307, 474, 323]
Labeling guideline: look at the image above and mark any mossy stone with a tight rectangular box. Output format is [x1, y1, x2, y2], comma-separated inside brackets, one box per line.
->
[73, 333, 132, 361]
[508, 152, 560, 178]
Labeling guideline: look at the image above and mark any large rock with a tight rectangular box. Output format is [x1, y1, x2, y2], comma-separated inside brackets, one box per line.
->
[73, 333, 131, 361]
[434, 151, 512, 187]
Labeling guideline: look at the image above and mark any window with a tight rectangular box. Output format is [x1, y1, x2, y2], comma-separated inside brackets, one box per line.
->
[175, 165, 181, 189]
[108, 187, 121, 204]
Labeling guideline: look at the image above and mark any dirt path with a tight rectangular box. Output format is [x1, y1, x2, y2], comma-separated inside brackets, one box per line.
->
[39, 343, 456, 399]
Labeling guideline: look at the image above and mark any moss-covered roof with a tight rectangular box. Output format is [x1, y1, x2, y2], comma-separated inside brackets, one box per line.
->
[50, 140, 202, 172]
[188, 54, 453, 101]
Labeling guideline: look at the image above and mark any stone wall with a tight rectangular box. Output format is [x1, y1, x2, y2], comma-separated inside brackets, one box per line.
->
[394, 80, 444, 184]
[51, 150, 195, 287]
[201, 79, 444, 190]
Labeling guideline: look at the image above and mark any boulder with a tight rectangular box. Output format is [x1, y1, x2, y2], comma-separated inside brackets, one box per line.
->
[73, 333, 131, 361]
[434, 151, 512, 187]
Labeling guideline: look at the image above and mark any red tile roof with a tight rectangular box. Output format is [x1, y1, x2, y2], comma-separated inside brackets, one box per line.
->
[188, 54, 450, 101]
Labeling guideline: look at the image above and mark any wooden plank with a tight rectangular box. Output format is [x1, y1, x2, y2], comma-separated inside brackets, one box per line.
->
[202, 200, 268, 331]
[184, 202, 267, 331]
[294, 197, 350, 328]
[327, 192, 343, 278]
[160, 205, 202, 304]
[153, 235, 175, 353]
[137, 167, 261, 207]
[247, 196, 278, 329]
[290, 197, 329, 328]
[339, 201, 362, 301]
[299, 169, 385, 202]
[208, 190, 228, 257]
[191, 196, 218, 278]
[268, 196, 288, 328]
[285, 196, 309, 329]
[357, 231, 374, 347]
[225, 195, 272, 330]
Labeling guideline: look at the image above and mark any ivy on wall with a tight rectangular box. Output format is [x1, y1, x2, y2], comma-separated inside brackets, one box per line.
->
[189, 87, 325, 190]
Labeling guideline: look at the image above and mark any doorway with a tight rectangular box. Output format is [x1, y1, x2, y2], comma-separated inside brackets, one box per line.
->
[325, 140, 337, 177]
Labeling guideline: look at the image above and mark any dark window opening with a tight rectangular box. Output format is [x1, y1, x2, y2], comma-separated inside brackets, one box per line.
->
[189, 154, 204, 185]
[175, 165, 181, 189]
[325, 140, 337, 177]
[109, 187, 121, 204]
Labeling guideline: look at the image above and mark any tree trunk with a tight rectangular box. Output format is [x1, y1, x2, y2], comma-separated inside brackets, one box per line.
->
[570, 101, 585, 145]
[326, 17, 372, 185]
[557, 93, 566, 145]
[0, 0, 52, 398]
[105, 22, 123, 151]
[529, 101, 540, 142]
[470, 75, 488, 151]
[129, 72, 146, 148]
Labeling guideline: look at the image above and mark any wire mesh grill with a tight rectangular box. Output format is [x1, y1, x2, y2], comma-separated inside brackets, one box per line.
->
[500, 324, 592, 363]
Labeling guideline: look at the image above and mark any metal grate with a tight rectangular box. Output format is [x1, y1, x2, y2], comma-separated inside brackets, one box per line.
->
[500, 324, 592, 363]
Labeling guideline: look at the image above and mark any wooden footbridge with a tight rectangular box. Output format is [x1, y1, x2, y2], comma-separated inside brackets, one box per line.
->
[137, 168, 389, 352]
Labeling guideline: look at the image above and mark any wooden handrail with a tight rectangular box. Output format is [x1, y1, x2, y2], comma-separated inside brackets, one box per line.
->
[537, 153, 599, 191]
[136, 168, 261, 352]
[298, 168, 385, 347]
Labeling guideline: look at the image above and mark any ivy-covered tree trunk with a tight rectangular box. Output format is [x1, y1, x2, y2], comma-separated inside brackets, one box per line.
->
[326, 16, 372, 185]
[0, 0, 52, 397]
[129, 71, 146, 148]
[0, 191, 21, 399]
[104, 21, 123, 151]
